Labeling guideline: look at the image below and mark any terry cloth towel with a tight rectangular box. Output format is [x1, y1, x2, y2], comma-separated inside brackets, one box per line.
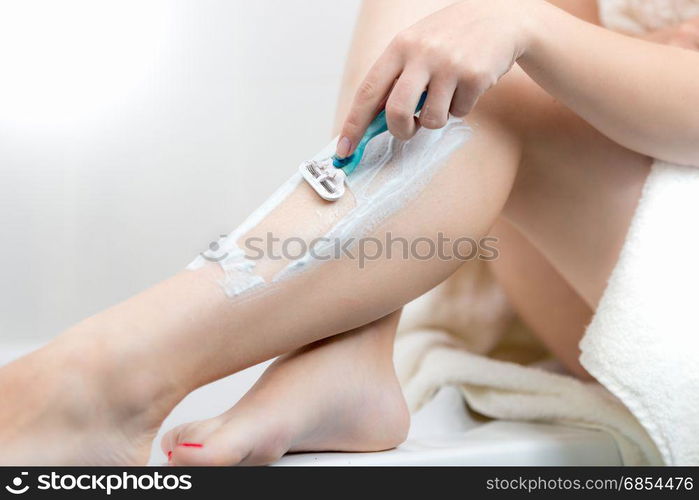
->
[597, 0, 699, 35]
[394, 330, 661, 465]
[580, 163, 699, 465]
[394, 261, 662, 466]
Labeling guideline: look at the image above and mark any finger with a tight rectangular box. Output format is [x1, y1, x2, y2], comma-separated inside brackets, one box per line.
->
[419, 77, 457, 129]
[449, 81, 481, 118]
[385, 67, 430, 140]
[337, 51, 404, 158]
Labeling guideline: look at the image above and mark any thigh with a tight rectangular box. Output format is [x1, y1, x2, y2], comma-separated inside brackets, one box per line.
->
[489, 218, 593, 379]
[502, 88, 652, 308]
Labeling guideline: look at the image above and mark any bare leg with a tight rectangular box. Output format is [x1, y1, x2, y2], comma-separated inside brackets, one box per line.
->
[162, 0, 645, 465]
[0, 0, 649, 465]
[489, 218, 593, 379]
[0, 49, 520, 466]
[160, 1, 466, 465]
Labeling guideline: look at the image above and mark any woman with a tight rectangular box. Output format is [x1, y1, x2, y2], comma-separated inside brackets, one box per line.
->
[1, 0, 698, 465]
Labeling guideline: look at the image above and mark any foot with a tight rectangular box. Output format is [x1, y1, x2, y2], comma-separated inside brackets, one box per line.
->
[162, 319, 410, 466]
[0, 330, 175, 465]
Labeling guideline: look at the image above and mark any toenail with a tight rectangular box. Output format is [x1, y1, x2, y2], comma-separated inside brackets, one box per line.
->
[179, 442, 204, 448]
[167, 450, 172, 461]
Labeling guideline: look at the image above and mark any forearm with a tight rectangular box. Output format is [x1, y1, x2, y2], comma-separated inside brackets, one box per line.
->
[520, 1, 699, 165]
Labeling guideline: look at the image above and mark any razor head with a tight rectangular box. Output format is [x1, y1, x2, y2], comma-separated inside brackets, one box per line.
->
[299, 159, 346, 201]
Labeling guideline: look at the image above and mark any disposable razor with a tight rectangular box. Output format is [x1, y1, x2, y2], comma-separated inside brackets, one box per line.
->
[300, 92, 427, 201]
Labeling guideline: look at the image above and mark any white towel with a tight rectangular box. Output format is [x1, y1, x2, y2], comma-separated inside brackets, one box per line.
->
[598, 0, 699, 34]
[393, 258, 664, 465]
[394, 329, 662, 465]
[580, 162, 699, 465]
[395, 330, 662, 465]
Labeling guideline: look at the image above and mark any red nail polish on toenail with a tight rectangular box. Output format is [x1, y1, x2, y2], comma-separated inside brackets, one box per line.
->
[167, 450, 172, 461]
[179, 442, 203, 448]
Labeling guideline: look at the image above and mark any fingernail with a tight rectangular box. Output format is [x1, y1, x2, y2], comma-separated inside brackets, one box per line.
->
[179, 442, 204, 448]
[167, 450, 172, 461]
[336, 136, 351, 158]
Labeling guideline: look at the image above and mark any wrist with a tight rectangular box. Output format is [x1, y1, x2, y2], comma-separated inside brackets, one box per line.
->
[517, 0, 556, 63]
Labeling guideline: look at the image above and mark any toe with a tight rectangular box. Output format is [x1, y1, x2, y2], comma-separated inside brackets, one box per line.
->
[164, 418, 225, 465]
[173, 424, 253, 466]
[211, 415, 290, 466]
[171, 413, 289, 466]
[160, 425, 185, 463]
[160, 426, 180, 458]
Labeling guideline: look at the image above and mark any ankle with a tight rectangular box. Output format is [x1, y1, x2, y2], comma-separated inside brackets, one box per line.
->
[54, 322, 182, 430]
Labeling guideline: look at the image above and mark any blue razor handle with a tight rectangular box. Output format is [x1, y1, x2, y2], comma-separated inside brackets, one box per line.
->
[333, 91, 427, 175]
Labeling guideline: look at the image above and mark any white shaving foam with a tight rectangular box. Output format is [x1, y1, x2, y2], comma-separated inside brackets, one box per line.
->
[186, 173, 302, 297]
[188, 117, 471, 297]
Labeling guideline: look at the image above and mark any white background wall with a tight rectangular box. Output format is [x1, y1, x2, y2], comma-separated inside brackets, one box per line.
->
[0, 0, 360, 342]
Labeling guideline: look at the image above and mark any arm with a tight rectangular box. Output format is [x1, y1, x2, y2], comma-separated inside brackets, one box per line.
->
[520, 2, 699, 165]
[337, 0, 699, 166]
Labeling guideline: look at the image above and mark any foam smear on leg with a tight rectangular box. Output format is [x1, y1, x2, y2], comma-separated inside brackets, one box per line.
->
[186, 173, 302, 294]
[187, 117, 471, 297]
